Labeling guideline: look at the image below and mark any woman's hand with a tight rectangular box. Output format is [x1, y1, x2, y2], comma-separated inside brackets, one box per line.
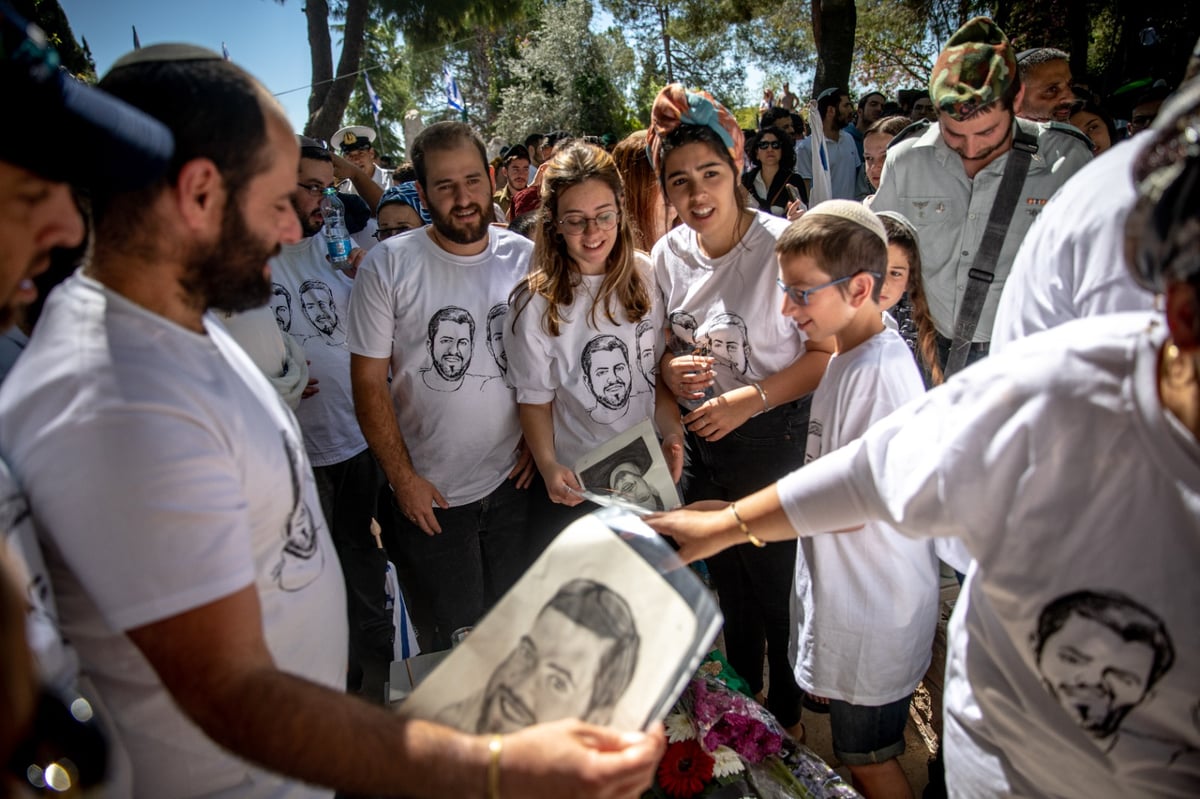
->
[662, 354, 715, 402]
[682, 388, 757, 442]
[644, 502, 741, 563]
[540, 462, 584, 506]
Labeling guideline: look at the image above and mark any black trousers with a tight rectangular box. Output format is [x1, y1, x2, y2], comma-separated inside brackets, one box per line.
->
[680, 397, 811, 728]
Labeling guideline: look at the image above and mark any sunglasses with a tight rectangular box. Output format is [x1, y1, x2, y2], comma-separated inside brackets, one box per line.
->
[757, 140, 782, 150]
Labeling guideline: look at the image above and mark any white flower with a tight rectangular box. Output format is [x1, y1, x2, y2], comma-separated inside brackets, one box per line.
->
[711, 745, 744, 778]
[665, 712, 696, 743]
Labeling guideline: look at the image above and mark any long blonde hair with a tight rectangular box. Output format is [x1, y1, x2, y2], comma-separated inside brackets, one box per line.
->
[512, 141, 651, 337]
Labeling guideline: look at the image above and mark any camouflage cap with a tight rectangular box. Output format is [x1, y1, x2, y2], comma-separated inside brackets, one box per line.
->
[929, 17, 1017, 121]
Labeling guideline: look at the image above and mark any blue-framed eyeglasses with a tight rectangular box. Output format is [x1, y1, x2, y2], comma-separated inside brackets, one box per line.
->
[777, 272, 879, 305]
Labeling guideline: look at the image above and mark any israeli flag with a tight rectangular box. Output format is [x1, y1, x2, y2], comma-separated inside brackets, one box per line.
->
[221, 41, 231, 61]
[807, 100, 833, 205]
[443, 65, 464, 112]
[364, 71, 382, 123]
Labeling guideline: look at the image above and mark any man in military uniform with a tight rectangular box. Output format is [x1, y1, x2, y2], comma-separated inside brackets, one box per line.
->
[872, 17, 1092, 370]
[331, 124, 393, 199]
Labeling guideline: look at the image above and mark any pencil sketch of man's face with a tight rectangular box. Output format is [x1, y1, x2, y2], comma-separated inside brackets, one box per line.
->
[475, 579, 639, 734]
[301, 283, 338, 336]
[430, 319, 473, 380]
[609, 462, 662, 511]
[478, 607, 608, 733]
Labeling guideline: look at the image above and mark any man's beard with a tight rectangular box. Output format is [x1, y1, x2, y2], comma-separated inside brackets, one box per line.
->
[292, 195, 323, 238]
[183, 196, 280, 314]
[430, 201, 493, 246]
[948, 122, 1013, 166]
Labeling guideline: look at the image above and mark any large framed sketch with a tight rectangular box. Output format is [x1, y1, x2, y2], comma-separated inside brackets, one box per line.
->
[572, 418, 681, 514]
[396, 510, 721, 733]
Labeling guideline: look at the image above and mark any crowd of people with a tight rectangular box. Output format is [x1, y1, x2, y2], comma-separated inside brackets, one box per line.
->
[1, 2, 1197, 797]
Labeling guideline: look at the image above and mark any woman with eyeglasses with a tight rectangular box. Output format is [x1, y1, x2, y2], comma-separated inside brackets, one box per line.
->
[742, 127, 808, 219]
[373, 181, 430, 242]
[506, 141, 685, 527]
[646, 83, 835, 740]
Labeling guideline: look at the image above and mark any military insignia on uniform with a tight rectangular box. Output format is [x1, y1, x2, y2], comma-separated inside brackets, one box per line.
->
[935, 202, 946, 214]
[912, 200, 930, 218]
[344, 132, 358, 145]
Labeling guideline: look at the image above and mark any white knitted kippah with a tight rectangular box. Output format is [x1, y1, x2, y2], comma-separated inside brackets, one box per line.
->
[804, 199, 888, 246]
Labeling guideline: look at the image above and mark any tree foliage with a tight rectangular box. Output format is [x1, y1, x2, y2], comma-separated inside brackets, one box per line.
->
[13, 0, 95, 80]
[602, 0, 749, 108]
[493, 0, 634, 141]
[341, 9, 412, 156]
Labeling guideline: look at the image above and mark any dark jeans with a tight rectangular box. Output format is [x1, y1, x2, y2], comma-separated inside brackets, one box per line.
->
[378, 477, 535, 653]
[312, 448, 387, 701]
[681, 397, 811, 728]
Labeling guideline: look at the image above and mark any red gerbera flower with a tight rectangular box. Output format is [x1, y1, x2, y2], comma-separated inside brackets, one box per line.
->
[657, 739, 715, 798]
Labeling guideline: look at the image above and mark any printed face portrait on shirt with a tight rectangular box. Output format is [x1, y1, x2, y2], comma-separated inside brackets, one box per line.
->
[299, 280, 338, 336]
[582, 335, 631, 410]
[705, 313, 751, 375]
[486, 303, 508, 374]
[1033, 590, 1174, 740]
[635, 319, 658, 390]
[271, 283, 292, 332]
[427, 306, 476, 381]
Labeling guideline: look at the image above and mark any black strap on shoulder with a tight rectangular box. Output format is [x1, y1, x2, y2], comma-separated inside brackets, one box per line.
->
[887, 119, 930, 149]
[945, 122, 1039, 376]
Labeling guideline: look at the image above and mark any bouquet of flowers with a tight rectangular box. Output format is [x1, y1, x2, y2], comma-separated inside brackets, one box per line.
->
[646, 654, 859, 799]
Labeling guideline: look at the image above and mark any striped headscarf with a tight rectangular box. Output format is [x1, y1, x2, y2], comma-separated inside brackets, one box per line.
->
[376, 180, 431, 224]
[646, 83, 744, 174]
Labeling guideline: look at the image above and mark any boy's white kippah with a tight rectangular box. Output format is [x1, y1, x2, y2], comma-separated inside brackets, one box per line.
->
[803, 200, 888, 246]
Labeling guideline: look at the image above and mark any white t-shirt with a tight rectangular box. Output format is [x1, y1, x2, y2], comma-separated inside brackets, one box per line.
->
[269, 233, 368, 467]
[0, 274, 347, 798]
[347, 226, 532, 506]
[796, 132, 862, 201]
[776, 313, 1199, 797]
[0, 458, 76, 694]
[992, 136, 1156, 351]
[216, 306, 309, 411]
[652, 212, 807, 410]
[505, 253, 664, 466]
[791, 329, 938, 705]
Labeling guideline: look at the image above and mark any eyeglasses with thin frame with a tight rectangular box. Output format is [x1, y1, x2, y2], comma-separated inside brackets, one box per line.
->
[757, 139, 782, 150]
[777, 271, 880, 305]
[557, 210, 619, 236]
[297, 182, 336, 197]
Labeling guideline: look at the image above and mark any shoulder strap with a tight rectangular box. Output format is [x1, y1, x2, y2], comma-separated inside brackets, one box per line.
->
[1046, 120, 1095, 151]
[887, 119, 931, 149]
[944, 121, 1038, 376]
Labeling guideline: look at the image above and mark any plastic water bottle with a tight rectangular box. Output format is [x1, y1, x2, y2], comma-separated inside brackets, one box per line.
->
[320, 188, 353, 270]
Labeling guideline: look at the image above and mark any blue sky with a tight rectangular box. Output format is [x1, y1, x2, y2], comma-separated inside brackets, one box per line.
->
[60, 0, 766, 136]
[61, 0, 325, 133]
